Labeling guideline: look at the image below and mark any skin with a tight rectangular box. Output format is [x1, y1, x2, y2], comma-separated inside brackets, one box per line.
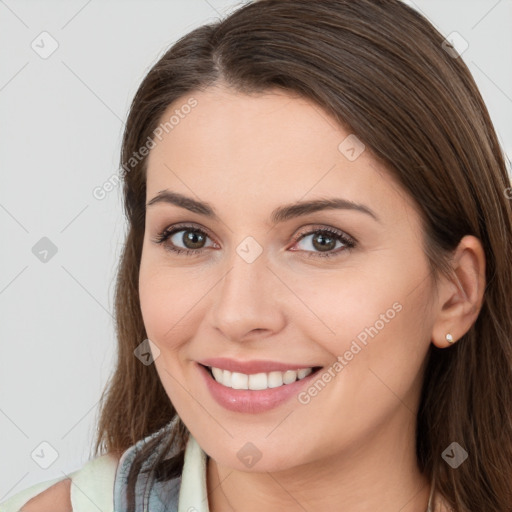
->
[139, 85, 485, 512]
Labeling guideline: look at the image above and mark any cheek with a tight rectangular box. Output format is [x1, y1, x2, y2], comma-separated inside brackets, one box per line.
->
[138, 262, 213, 369]
[288, 275, 432, 456]
[138, 267, 194, 402]
[284, 269, 403, 350]
[139, 267, 172, 343]
[138, 266, 211, 430]
[289, 260, 432, 388]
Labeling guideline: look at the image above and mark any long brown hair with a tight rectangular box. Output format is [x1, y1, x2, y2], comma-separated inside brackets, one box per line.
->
[93, 1, 512, 510]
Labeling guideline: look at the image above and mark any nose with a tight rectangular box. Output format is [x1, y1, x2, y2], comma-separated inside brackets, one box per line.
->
[209, 249, 287, 343]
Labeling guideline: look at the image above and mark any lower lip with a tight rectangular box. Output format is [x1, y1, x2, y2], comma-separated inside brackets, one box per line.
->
[197, 363, 321, 413]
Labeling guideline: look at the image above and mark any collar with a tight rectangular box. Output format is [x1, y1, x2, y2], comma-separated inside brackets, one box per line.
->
[178, 435, 210, 512]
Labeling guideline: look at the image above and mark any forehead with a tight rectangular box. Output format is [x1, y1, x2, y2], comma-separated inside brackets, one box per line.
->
[145, 86, 414, 223]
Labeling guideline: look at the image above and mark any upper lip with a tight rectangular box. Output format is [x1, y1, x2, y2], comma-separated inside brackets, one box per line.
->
[198, 357, 321, 374]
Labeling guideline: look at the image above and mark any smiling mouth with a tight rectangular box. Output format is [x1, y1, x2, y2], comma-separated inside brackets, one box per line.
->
[200, 364, 323, 391]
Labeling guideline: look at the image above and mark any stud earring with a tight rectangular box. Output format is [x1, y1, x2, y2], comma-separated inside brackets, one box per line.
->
[446, 333, 454, 344]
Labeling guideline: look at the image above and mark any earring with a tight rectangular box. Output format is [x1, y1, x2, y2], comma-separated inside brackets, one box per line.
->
[446, 333, 454, 344]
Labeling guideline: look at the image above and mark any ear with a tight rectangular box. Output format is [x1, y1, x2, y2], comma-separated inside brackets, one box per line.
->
[431, 235, 486, 348]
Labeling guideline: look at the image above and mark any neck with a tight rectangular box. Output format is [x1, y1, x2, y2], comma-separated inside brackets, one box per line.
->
[206, 412, 432, 512]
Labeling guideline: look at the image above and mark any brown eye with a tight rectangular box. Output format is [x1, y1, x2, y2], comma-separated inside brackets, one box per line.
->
[152, 224, 356, 259]
[152, 225, 215, 256]
[178, 229, 207, 250]
[291, 227, 356, 259]
[311, 232, 338, 252]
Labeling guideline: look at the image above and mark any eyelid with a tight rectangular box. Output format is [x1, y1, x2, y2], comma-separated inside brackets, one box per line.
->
[153, 222, 218, 248]
[152, 221, 357, 258]
[292, 224, 357, 244]
[157, 221, 217, 242]
[154, 222, 355, 242]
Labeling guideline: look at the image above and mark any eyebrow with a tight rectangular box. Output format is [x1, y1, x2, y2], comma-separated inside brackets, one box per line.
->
[145, 190, 380, 224]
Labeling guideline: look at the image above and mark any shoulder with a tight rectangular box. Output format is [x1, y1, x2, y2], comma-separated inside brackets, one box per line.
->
[0, 454, 120, 512]
[20, 478, 71, 512]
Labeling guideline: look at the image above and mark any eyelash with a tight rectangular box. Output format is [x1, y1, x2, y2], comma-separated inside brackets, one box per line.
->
[151, 223, 357, 259]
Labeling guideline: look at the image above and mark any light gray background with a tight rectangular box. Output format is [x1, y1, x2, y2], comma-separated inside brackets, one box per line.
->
[1, 0, 511, 501]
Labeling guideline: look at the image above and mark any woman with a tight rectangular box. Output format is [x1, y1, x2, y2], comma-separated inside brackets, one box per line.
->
[3, 0, 511, 511]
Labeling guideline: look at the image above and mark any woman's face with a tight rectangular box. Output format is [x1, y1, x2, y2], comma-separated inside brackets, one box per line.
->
[139, 85, 438, 472]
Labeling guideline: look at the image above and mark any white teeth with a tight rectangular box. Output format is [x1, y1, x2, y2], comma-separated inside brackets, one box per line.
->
[283, 370, 298, 384]
[297, 368, 313, 379]
[208, 366, 315, 390]
[223, 369, 232, 387]
[211, 367, 224, 381]
[248, 373, 268, 390]
[231, 372, 248, 389]
[268, 371, 283, 388]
